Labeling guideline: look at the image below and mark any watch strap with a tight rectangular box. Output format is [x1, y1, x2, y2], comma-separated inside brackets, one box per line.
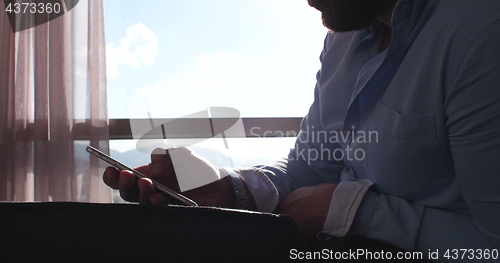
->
[220, 167, 247, 209]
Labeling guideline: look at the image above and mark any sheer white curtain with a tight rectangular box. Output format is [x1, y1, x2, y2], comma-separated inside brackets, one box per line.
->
[0, 0, 111, 202]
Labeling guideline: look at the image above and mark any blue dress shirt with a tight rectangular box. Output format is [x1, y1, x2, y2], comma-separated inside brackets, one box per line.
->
[238, 0, 500, 260]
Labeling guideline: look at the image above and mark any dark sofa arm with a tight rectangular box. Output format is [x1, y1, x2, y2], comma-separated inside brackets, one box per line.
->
[0, 202, 306, 262]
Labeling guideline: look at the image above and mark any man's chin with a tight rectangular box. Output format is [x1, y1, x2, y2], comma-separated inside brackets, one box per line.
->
[322, 16, 375, 33]
[315, 0, 398, 33]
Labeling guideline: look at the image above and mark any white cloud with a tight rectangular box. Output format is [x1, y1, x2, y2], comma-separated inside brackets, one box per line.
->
[187, 51, 239, 92]
[136, 85, 157, 97]
[215, 50, 238, 76]
[127, 50, 240, 118]
[106, 23, 159, 78]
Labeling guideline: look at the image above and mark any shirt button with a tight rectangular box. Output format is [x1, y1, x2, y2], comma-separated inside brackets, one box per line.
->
[348, 175, 355, 181]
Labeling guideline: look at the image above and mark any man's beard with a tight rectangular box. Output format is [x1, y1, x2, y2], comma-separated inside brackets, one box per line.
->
[314, 0, 398, 32]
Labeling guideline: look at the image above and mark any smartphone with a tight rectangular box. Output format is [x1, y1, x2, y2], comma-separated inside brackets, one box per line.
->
[86, 146, 198, 207]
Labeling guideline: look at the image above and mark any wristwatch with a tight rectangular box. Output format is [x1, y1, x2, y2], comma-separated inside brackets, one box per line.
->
[220, 167, 247, 209]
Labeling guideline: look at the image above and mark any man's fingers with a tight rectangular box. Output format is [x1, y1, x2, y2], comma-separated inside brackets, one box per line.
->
[137, 178, 155, 195]
[151, 148, 174, 171]
[150, 193, 169, 205]
[137, 178, 155, 204]
[138, 178, 170, 205]
[151, 147, 170, 163]
[103, 165, 150, 192]
[150, 147, 178, 183]
[103, 166, 120, 189]
[134, 164, 151, 176]
[149, 163, 165, 179]
[118, 170, 139, 202]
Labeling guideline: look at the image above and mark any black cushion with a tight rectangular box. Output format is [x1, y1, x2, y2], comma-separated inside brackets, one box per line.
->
[0, 202, 306, 262]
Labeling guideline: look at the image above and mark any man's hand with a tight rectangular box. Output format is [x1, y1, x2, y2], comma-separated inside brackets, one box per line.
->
[279, 184, 338, 245]
[103, 147, 239, 207]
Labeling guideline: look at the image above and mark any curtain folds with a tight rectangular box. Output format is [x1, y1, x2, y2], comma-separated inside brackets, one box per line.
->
[0, 0, 111, 202]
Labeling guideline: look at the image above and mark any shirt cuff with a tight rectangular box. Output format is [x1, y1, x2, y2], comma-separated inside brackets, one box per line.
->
[348, 189, 378, 236]
[318, 179, 374, 240]
[234, 168, 279, 213]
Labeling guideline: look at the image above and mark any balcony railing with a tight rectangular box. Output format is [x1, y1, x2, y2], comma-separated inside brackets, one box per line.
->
[70, 118, 302, 140]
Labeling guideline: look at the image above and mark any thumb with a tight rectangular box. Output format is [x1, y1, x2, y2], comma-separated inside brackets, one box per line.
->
[168, 147, 222, 192]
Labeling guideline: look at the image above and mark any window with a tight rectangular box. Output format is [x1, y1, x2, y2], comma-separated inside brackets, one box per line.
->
[104, 0, 327, 201]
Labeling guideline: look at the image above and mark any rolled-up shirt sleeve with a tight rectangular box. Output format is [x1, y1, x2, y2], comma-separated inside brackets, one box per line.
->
[318, 179, 373, 240]
[235, 144, 345, 213]
[236, 167, 279, 213]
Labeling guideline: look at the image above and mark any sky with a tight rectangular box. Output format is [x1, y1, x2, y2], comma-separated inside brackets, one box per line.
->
[104, 0, 328, 119]
[104, 0, 329, 167]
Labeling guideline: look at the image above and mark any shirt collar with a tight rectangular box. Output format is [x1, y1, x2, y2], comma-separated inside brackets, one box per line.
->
[365, 0, 428, 36]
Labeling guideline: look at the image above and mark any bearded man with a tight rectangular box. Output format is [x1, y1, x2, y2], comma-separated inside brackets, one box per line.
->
[104, 0, 500, 260]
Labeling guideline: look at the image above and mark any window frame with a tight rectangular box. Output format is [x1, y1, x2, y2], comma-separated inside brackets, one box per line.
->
[71, 118, 302, 140]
